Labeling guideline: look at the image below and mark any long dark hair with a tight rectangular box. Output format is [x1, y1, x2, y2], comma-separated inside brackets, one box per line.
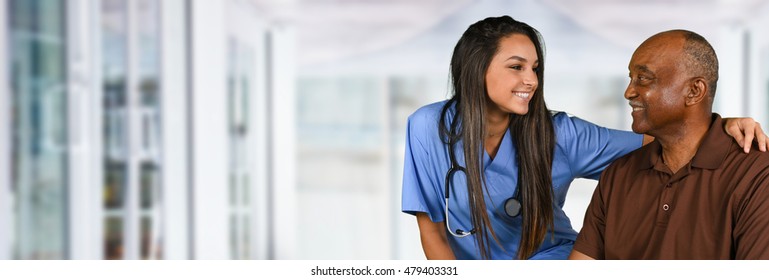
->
[439, 16, 555, 259]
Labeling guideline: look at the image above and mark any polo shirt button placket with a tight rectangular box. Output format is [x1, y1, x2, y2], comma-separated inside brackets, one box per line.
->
[662, 182, 673, 212]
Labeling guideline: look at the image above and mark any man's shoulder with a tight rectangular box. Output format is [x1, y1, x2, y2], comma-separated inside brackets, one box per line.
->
[708, 114, 769, 172]
[723, 144, 769, 174]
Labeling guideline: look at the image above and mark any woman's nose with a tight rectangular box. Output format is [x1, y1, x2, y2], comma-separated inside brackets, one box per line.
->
[523, 70, 537, 86]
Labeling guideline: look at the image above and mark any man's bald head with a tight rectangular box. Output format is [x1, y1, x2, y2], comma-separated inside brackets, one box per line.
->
[641, 30, 719, 98]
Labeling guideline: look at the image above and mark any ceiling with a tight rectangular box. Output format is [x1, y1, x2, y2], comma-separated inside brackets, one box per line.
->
[541, 0, 769, 49]
[250, 0, 473, 64]
[249, 0, 769, 67]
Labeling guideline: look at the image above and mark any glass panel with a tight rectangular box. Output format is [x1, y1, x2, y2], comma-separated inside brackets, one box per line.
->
[140, 162, 157, 209]
[238, 48, 250, 136]
[9, 0, 68, 260]
[104, 216, 123, 260]
[242, 175, 249, 205]
[242, 214, 250, 259]
[101, 0, 162, 259]
[140, 216, 150, 259]
[229, 214, 237, 259]
[101, 0, 127, 260]
[137, 0, 160, 162]
[104, 162, 125, 209]
[229, 174, 237, 205]
[296, 77, 383, 192]
[227, 39, 254, 259]
[138, 0, 159, 107]
[297, 77, 382, 151]
[137, 0, 162, 260]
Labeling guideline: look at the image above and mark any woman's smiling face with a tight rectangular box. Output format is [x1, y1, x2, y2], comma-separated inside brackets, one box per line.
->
[484, 34, 539, 117]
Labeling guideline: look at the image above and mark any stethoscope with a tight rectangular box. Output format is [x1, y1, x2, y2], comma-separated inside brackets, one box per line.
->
[444, 131, 522, 238]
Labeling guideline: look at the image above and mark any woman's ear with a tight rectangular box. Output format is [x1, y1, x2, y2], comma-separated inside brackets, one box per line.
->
[685, 77, 707, 106]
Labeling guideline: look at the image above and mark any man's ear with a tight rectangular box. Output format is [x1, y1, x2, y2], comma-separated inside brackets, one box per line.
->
[685, 77, 707, 106]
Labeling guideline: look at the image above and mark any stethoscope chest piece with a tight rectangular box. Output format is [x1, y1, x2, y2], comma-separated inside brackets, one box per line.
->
[504, 197, 521, 218]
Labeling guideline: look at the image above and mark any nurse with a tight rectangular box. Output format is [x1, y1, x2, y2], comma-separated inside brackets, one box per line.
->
[401, 15, 768, 260]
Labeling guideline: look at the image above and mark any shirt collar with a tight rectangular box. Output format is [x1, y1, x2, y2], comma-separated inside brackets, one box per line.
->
[638, 114, 731, 171]
[691, 114, 731, 169]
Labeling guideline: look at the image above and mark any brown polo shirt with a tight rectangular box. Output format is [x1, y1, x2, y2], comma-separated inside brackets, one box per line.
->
[574, 114, 769, 259]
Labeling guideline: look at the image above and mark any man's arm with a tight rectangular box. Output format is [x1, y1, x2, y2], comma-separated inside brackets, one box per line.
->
[569, 250, 595, 260]
[570, 171, 612, 260]
[416, 212, 456, 260]
[734, 171, 769, 259]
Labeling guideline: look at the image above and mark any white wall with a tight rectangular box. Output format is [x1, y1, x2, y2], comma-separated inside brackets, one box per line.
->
[747, 5, 769, 125]
[189, 0, 229, 259]
[714, 25, 749, 117]
[67, 0, 100, 259]
[268, 24, 298, 260]
[161, 0, 191, 260]
[713, 19, 769, 123]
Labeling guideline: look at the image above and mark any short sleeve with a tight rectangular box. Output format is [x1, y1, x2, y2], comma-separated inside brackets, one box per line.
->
[401, 112, 445, 223]
[734, 168, 769, 259]
[554, 113, 643, 180]
[573, 169, 611, 259]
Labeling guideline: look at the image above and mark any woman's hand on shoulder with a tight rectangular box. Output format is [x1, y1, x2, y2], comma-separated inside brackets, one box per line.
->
[724, 117, 769, 153]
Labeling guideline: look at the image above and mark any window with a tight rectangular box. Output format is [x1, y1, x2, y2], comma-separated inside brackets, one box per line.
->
[228, 38, 254, 259]
[9, 0, 68, 259]
[101, 0, 162, 260]
[295, 76, 388, 258]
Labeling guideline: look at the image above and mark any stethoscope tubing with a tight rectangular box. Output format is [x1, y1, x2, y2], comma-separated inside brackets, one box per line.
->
[443, 125, 521, 238]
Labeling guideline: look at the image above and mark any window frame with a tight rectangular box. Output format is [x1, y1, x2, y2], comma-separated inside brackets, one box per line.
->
[0, 0, 11, 260]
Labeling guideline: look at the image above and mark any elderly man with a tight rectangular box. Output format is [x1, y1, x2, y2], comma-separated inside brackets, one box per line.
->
[569, 30, 769, 259]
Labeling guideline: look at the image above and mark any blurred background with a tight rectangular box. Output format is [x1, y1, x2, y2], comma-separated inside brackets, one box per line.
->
[1, 0, 768, 260]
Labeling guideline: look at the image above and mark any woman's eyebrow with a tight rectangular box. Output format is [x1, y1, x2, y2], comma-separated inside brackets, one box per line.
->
[506, 56, 538, 64]
[506, 55, 527, 62]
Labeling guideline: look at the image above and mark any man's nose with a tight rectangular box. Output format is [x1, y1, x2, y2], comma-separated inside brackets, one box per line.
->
[624, 84, 637, 100]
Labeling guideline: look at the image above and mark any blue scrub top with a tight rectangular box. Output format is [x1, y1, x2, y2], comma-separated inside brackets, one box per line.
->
[401, 100, 642, 259]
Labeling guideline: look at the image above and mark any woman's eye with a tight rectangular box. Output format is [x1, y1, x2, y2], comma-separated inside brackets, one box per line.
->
[510, 65, 522, 70]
